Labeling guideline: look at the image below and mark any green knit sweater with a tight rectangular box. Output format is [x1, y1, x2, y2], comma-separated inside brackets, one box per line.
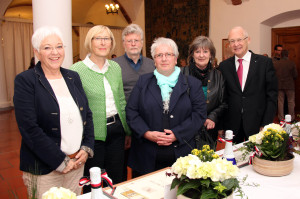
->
[70, 60, 131, 141]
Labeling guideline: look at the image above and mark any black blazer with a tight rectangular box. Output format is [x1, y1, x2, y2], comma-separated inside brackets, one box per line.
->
[126, 72, 207, 174]
[13, 62, 94, 175]
[219, 51, 278, 137]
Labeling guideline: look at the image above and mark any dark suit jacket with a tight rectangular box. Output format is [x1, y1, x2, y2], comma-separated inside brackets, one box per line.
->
[126, 72, 207, 174]
[13, 62, 94, 175]
[219, 51, 278, 138]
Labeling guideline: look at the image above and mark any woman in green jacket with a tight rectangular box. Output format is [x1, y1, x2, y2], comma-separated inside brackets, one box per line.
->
[71, 25, 131, 192]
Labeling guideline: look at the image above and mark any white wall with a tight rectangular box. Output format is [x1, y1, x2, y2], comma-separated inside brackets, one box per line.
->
[274, 18, 300, 28]
[210, 0, 300, 62]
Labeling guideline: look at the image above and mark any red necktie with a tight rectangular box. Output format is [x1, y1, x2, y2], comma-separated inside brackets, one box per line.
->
[237, 59, 243, 88]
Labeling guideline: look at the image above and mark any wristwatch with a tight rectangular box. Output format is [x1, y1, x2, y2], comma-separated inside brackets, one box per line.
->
[81, 146, 94, 158]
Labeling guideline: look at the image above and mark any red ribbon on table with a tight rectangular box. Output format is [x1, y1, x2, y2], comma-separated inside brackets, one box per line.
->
[79, 169, 114, 190]
[280, 119, 291, 128]
[218, 137, 232, 143]
[248, 146, 262, 164]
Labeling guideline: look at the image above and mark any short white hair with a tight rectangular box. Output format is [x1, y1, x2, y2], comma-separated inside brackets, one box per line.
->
[228, 26, 249, 39]
[32, 26, 64, 51]
[150, 37, 179, 59]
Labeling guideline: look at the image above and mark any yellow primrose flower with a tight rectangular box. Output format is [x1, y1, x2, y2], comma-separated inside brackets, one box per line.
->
[212, 154, 219, 159]
[191, 149, 199, 156]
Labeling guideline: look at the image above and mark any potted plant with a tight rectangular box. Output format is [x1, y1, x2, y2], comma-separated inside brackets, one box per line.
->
[170, 145, 244, 199]
[243, 123, 298, 176]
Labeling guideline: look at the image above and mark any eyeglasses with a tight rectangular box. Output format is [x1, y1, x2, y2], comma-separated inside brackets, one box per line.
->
[229, 37, 248, 44]
[154, 53, 175, 59]
[40, 45, 65, 52]
[125, 39, 141, 44]
[92, 37, 111, 43]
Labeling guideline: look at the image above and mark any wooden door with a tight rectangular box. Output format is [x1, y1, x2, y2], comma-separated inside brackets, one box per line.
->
[272, 26, 300, 112]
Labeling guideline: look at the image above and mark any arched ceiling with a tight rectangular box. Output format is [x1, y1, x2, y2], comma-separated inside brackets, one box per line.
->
[1, 0, 141, 27]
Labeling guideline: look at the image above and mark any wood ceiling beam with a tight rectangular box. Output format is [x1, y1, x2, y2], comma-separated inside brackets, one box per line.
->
[114, 0, 132, 24]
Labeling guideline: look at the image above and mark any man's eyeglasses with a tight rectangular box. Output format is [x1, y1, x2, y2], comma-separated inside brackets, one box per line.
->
[229, 37, 248, 44]
[154, 53, 175, 59]
[125, 39, 141, 44]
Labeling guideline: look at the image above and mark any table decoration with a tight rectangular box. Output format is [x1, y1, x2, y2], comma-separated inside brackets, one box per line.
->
[170, 145, 245, 199]
[42, 187, 76, 199]
[243, 123, 299, 176]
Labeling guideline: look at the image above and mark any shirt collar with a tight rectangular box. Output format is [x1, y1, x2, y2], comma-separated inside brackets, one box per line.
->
[83, 54, 109, 73]
[235, 50, 251, 63]
[125, 53, 143, 64]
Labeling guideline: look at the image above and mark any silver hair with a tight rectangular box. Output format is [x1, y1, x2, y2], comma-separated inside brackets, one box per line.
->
[122, 24, 144, 41]
[228, 26, 249, 39]
[31, 26, 64, 52]
[150, 37, 179, 59]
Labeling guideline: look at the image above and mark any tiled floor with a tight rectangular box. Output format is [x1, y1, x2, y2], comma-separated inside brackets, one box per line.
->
[0, 109, 26, 199]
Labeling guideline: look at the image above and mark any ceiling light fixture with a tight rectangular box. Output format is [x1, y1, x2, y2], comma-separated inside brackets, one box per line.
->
[105, 3, 119, 14]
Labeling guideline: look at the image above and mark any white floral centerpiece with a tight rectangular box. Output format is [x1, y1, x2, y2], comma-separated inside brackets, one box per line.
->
[42, 187, 77, 199]
[170, 145, 243, 199]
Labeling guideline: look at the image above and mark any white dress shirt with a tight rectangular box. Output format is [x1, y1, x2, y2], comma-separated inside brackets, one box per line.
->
[235, 51, 252, 91]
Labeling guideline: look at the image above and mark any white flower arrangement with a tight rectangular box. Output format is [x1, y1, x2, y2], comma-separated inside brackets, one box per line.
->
[170, 145, 242, 198]
[42, 187, 77, 199]
[171, 154, 239, 182]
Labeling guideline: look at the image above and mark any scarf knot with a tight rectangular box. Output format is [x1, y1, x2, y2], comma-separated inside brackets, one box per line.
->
[154, 67, 180, 111]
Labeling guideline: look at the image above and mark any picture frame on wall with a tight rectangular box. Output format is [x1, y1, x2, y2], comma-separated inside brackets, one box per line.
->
[222, 39, 234, 60]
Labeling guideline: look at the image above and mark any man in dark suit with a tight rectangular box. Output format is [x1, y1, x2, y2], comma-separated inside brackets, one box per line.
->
[219, 26, 278, 143]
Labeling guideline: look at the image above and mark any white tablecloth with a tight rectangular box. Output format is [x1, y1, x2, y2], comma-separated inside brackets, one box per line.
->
[78, 154, 300, 199]
[234, 154, 300, 199]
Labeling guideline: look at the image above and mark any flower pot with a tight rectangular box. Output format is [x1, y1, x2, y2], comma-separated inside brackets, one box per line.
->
[252, 156, 295, 177]
[177, 192, 233, 199]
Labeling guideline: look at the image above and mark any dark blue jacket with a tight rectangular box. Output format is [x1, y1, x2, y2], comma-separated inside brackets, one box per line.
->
[126, 72, 206, 174]
[13, 62, 94, 175]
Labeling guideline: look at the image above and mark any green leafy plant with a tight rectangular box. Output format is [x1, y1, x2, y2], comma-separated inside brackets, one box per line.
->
[170, 145, 246, 199]
[245, 123, 295, 161]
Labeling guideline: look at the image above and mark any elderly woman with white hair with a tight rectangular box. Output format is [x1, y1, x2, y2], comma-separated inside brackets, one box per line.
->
[126, 37, 207, 177]
[13, 26, 94, 198]
[71, 25, 131, 191]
